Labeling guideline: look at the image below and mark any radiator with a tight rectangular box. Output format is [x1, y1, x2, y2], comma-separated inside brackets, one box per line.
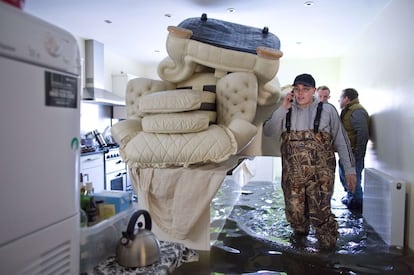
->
[363, 168, 406, 248]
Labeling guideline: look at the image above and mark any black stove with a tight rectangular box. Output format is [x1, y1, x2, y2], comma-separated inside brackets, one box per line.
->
[103, 146, 132, 193]
[80, 143, 119, 154]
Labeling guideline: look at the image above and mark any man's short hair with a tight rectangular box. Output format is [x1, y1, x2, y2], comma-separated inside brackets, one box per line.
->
[342, 88, 359, 100]
[317, 85, 330, 93]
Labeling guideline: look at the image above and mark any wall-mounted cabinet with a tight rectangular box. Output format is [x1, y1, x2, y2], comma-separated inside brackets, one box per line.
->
[112, 73, 137, 98]
[113, 105, 127, 120]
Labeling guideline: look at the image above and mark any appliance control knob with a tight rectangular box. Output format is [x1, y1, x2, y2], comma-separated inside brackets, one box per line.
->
[44, 32, 61, 57]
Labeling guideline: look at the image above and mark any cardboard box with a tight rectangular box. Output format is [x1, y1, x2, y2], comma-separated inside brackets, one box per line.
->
[94, 191, 131, 214]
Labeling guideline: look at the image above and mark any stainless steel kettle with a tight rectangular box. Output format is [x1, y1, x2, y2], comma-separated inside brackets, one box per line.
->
[116, 210, 161, 268]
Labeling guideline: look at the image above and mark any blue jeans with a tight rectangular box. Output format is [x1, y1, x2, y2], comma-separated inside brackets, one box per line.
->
[339, 159, 364, 202]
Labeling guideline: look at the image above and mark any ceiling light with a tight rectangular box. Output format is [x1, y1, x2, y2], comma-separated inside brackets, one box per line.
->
[164, 13, 172, 18]
[104, 19, 112, 24]
[227, 8, 235, 13]
[304, 1, 314, 6]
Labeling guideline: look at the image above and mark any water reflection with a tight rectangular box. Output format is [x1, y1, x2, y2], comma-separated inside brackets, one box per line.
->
[207, 180, 414, 274]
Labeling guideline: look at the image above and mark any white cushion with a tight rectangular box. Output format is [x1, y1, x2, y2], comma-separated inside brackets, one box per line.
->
[121, 125, 238, 168]
[142, 111, 216, 133]
[139, 89, 215, 113]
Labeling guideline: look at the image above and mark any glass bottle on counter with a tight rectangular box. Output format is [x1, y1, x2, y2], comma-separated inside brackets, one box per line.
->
[80, 174, 98, 226]
[79, 174, 88, 227]
[80, 208, 88, 227]
[79, 173, 87, 211]
[85, 181, 94, 195]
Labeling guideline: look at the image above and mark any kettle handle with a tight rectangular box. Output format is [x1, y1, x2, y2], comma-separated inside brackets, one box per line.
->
[124, 209, 152, 239]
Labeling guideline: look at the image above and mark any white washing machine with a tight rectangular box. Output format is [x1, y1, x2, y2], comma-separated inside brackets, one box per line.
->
[0, 2, 81, 274]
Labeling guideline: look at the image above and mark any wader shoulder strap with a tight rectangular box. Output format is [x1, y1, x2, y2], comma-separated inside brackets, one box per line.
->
[285, 108, 292, 133]
[285, 102, 323, 133]
[314, 102, 323, 133]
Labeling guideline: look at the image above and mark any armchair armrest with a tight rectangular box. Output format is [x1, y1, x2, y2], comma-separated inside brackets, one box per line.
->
[111, 119, 142, 148]
[227, 118, 257, 153]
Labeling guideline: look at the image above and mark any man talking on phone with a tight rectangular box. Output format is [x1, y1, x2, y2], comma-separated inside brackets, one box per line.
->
[263, 73, 357, 251]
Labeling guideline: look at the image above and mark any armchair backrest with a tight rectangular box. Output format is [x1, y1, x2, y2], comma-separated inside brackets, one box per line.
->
[125, 71, 258, 130]
[216, 72, 258, 126]
[125, 78, 176, 119]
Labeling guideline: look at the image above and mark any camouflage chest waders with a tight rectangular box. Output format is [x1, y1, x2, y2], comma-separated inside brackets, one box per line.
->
[280, 104, 338, 248]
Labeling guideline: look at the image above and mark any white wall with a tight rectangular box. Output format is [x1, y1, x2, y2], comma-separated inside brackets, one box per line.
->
[80, 103, 112, 136]
[277, 57, 343, 109]
[339, 0, 414, 249]
[245, 157, 275, 183]
[72, 35, 160, 95]
[104, 50, 160, 90]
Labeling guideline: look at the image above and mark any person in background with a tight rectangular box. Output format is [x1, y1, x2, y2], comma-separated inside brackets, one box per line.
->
[317, 85, 331, 102]
[338, 88, 370, 213]
[263, 73, 357, 250]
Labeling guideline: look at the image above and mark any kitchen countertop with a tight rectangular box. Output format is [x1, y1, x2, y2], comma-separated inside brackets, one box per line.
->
[81, 144, 120, 156]
[89, 241, 198, 275]
[81, 149, 105, 157]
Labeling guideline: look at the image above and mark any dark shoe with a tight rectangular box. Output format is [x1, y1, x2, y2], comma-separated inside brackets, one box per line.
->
[293, 230, 309, 237]
[317, 232, 337, 252]
[290, 231, 308, 247]
[348, 199, 363, 213]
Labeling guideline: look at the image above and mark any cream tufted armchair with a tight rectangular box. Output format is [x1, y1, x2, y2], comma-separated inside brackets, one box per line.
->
[110, 14, 283, 250]
[111, 15, 283, 168]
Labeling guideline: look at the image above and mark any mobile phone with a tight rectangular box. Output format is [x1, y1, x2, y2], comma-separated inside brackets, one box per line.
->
[290, 91, 294, 103]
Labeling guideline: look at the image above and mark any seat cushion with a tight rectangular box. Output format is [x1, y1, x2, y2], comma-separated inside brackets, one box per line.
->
[139, 89, 215, 113]
[120, 125, 238, 168]
[142, 110, 216, 133]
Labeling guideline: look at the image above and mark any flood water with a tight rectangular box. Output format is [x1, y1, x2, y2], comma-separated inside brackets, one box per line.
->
[173, 178, 414, 275]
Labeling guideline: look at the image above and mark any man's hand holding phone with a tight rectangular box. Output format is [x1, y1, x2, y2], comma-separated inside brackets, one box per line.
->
[283, 91, 294, 110]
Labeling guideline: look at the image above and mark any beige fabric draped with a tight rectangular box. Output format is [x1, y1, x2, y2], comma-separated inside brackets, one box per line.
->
[130, 157, 240, 242]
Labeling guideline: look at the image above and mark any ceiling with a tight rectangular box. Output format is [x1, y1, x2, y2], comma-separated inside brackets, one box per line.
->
[23, 0, 391, 64]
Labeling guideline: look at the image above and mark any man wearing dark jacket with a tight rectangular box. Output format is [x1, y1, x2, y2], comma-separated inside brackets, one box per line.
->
[338, 88, 370, 213]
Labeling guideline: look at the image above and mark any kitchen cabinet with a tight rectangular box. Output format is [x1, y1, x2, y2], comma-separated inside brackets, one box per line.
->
[80, 153, 105, 193]
[112, 105, 126, 119]
[112, 73, 137, 98]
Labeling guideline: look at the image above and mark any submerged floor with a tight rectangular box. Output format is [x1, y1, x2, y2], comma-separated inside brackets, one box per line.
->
[173, 179, 414, 275]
